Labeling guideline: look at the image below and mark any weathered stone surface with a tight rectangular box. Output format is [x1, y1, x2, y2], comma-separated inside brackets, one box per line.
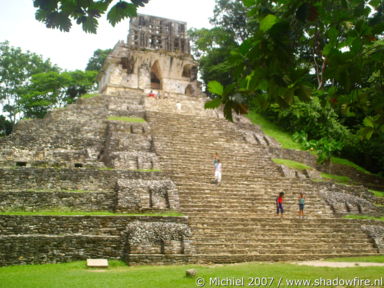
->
[186, 269, 197, 277]
[116, 179, 179, 212]
[0, 215, 190, 266]
[0, 191, 114, 212]
[361, 225, 384, 253]
[319, 187, 377, 215]
[124, 221, 192, 255]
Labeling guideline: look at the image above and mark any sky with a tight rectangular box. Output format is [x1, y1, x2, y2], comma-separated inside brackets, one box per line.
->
[0, 0, 215, 71]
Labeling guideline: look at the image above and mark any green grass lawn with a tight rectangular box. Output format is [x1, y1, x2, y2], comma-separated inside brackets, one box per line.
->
[327, 255, 384, 263]
[0, 260, 383, 288]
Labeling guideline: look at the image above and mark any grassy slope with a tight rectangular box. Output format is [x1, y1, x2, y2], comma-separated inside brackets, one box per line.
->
[272, 158, 312, 170]
[0, 261, 383, 288]
[246, 111, 375, 177]
[246, 111, 302, 150]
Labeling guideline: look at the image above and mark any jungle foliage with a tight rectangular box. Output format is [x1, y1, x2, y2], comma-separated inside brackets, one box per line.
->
[190, 0, 384, 173]
[0, 42, 98, 133]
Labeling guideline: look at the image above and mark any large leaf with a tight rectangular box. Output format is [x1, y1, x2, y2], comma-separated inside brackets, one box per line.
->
[82, 16, 98, 33]
[260, 14, 278, 32]
[107, 1, 136, 26]
[363, 116, 374, 128]
[204, 97, 222, 109]
[207, 81, 224, 96]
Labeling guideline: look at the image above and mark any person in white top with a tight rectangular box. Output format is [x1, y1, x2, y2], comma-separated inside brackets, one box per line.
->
[214, 159, 222, 185]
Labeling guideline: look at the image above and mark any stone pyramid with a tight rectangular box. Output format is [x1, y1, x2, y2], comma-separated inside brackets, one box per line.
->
[0, 14, 383, 266]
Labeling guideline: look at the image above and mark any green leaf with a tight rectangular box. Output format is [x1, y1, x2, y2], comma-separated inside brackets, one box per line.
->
[35, 9, 48, 21]
[223, 102, 233, 121]
[359, 126, 374, 140]
[107, 1, 136, 26]
[322, 43, 333, 56]
[204, 97, 222, 109]
[363, 116, 374, 128]
[260, 14, 278, 32]
[207, 81, 224, 96]
[82, 16, 98, 33]
[242, 0, 254, 8]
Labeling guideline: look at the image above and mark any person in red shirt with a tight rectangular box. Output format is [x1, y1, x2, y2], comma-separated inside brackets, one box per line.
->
[148, 90, 156, 98]
[276, 192, 284, 218]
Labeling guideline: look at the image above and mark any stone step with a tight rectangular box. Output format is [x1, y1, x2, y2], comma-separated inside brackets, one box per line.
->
[193, 247, 377, 255]
[189, 221, 365, 229]
[191, 226, 365, 234]
[192, 235, 372, 244]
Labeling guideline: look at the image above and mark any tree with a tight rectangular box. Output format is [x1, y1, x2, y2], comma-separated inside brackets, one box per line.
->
[189, 27, 237, 91]
[33, 0, 150, 33]
[0, 41, 59, 125]
[0, 115, 12, 137]
[20, 70, 97, 118]
[196, 0, 384, 171]
[207, 0, 384, 130]
[210, 0, 253, 42]
[86, 48, 112, 71]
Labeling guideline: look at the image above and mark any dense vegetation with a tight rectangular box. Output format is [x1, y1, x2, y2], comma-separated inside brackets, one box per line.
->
[190, 0, 384, 174]
[0, 41, 110, 135]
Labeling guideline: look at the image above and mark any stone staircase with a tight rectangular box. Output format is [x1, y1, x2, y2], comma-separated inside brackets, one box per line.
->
[145, 95, 381, 263]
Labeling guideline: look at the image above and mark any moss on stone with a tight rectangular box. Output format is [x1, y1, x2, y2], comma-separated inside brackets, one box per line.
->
[343, 214, 384, 221]
[107, 116, 146, 123]
[320, 172, 351, 184]
[80, 93, 98, 99]
[272, 158, 312, 171]
[369, 189, 384, 198]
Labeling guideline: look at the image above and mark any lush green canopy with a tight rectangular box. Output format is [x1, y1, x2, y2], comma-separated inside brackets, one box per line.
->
[0, 42, 98, 133]
[191, 0, 384, 172]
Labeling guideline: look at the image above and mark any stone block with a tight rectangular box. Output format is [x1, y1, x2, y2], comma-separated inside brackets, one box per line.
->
[87, 259, 108, 268]
[186, 269, 197, 278]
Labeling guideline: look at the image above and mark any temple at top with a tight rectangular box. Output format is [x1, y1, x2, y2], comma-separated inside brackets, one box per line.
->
[98, 14, 201, 97]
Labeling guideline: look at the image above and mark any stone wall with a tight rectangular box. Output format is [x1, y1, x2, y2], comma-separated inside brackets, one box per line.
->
[0, 169, 179, 213]
[99, 44, 200, 97]
[0, 235, 121, 266]
[0, 191, 114, 212]
[316, 182, 378, 216]
[116, 179, 179, 212]
[0, 215, 190, 266]
[362, 225, 384, 253]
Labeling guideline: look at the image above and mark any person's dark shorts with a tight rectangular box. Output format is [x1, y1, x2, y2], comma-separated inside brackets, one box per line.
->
[299, 204, 304, 211]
